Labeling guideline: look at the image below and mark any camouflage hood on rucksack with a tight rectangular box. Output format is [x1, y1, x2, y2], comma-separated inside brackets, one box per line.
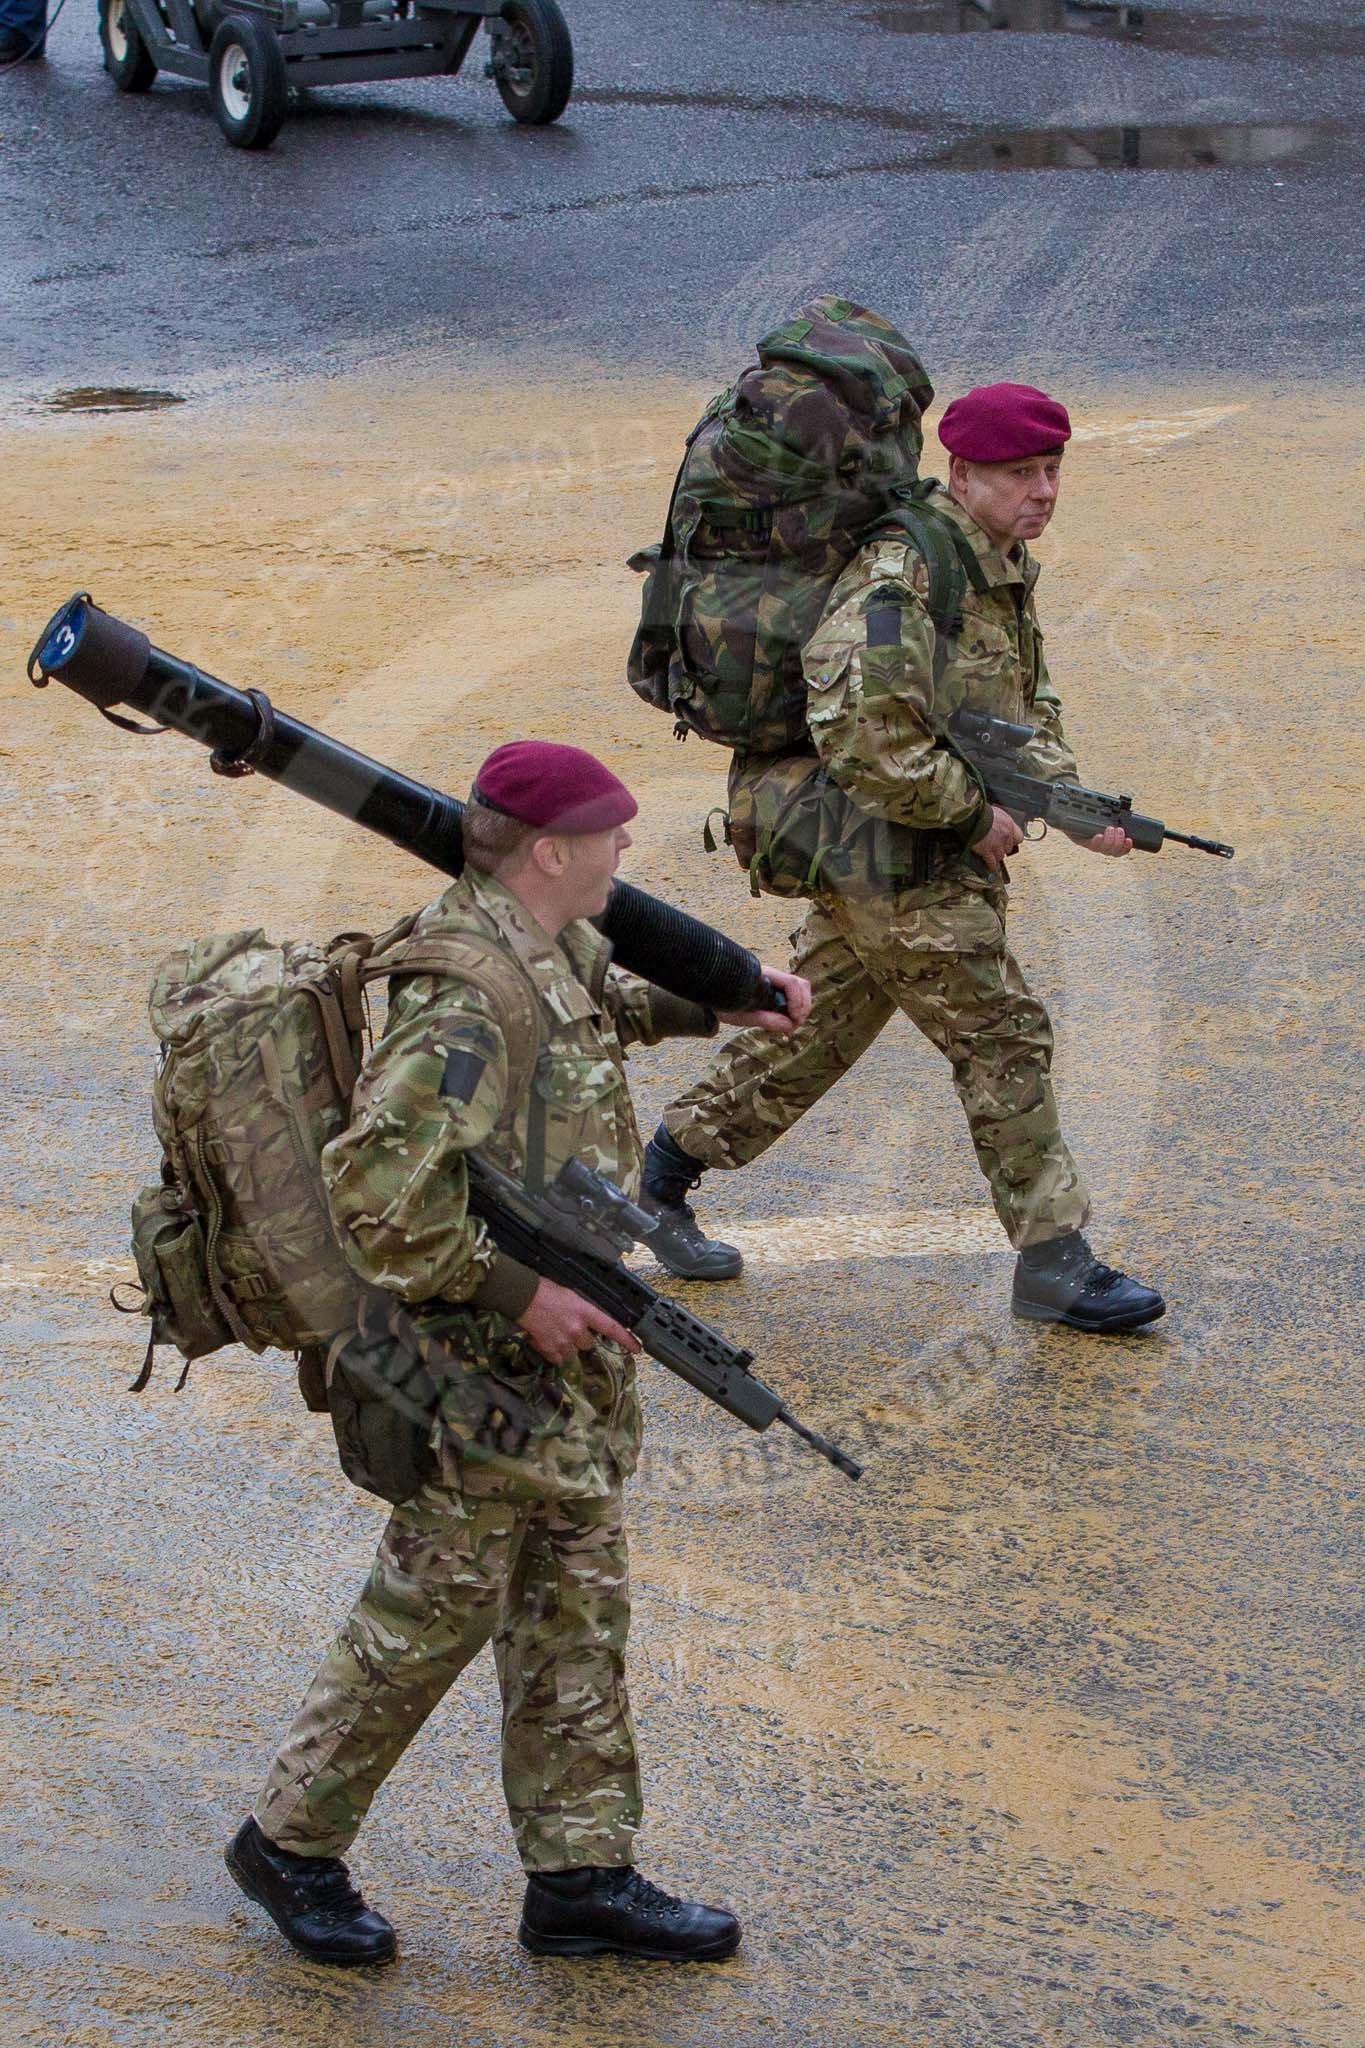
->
[628, 295, 934, 759]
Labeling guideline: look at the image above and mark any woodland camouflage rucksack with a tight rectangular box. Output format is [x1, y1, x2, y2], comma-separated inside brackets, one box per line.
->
[122, 917, 539, 1410]
[627, 294, 940, 759]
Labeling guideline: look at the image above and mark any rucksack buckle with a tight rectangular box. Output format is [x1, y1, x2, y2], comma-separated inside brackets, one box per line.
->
[701, 808, 732, 854]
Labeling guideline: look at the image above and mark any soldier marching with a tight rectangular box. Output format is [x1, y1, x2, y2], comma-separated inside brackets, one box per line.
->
[228, 741, 808, 1965]
[641, 377, 1165, 1335]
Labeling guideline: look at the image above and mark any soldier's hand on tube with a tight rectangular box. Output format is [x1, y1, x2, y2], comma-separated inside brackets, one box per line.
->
[971, 805, 1026, 872]
[717, 965, 812, 1037]
[1082, 825, 1133, 857]
[517, 1279, 640, 1365]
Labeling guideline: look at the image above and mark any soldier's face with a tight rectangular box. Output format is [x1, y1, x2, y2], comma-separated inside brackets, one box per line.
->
[557, 823, 633, 920]
[951, 451, 1064, 547]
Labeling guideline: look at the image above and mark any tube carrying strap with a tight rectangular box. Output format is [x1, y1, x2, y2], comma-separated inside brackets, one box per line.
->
[210, 687, 277, 778]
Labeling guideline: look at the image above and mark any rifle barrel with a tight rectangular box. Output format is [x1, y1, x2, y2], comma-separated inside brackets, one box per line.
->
[1165, 828, 1235, 858]
[778, 1407, 863, 1479]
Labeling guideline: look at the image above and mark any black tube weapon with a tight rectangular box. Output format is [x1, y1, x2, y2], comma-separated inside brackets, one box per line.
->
[27, 593, 788, 1015]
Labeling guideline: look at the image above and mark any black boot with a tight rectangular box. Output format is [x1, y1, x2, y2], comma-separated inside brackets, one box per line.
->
[224, 1816, 397, 1966]
[1012, 1231, 1165, 1332]
[519, 1864, 741, 1961]
[639, 1124, 742, 1281]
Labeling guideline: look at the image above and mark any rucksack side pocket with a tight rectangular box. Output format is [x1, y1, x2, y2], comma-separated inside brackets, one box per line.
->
[129, 1182, 235, 1367]
[626, 543, 678, 712]
[728, 756, 845, 899]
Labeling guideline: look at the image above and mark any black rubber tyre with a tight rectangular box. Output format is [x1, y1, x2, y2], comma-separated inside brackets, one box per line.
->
[99, 0, 158, 93]
[489, 0, 573, 126]
[208, 15, 288, 150]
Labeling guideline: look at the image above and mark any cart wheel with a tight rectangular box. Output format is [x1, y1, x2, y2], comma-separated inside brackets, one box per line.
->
[100, 0, 158, 93]
[488, 0, 573, 126]
[208, 15, 288, 150]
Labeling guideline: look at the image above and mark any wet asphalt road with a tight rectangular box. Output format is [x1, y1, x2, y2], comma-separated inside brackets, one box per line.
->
[5, 0, 1365, 393]
[2, 6, 1364, 2047]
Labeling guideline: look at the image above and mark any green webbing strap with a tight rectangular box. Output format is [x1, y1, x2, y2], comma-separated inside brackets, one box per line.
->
[866, 488, 992, 837]
[701, 807, 731, 853]
[648, 386, 735, 575]
[873, 487, 991, 684]
[882, 502, 967, 629]
[526, 1055, 550, 1196]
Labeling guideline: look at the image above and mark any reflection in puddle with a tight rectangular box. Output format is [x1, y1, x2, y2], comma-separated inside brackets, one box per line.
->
[577, 87, 1336, 173]
[866, 1, 1156, 34]
[45, 388, 187, 415]
[930, 120, 1323, 169]
[857, 0, 1365, 61]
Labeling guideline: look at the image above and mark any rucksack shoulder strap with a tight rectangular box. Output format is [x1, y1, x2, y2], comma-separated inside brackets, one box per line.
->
[876, 492, 985, 629]
[362, 929, 545, 1118]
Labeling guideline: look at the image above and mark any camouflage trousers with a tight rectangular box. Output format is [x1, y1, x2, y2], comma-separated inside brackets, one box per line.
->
[665, 880, 1089, 1250]
[254, 1475, 640, 1873]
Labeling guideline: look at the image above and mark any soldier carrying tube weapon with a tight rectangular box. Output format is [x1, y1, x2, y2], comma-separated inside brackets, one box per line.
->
[229, 737, 811, 1966]
[28, 604, 834, 1969]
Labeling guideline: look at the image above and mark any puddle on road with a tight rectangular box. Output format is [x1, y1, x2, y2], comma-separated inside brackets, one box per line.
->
[578, 86, 1338, 172]
[856, 0, 1365, 62]
[44, 388, 187, 416]
[928, 117, 1325, 168]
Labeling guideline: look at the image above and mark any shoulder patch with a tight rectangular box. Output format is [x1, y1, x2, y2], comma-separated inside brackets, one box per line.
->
[440, 1046, 487, 1105]
[864, 589, 903, 647]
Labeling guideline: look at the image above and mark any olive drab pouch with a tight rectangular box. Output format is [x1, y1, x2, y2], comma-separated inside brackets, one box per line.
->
[722, 754, 847, 900]
[627, 295, 935, 759]
[721, 753, 928, 901]
[124, 1178, 236, 1387]
[325, 1293, 562, 1508]
[324, 1320, 443, 1507]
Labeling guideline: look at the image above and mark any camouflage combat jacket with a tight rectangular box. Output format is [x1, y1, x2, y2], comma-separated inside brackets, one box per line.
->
[321, 869, 714, 1499]
[799, 482, 1080, 894]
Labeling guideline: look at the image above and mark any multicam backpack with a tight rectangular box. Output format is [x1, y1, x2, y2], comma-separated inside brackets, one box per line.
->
[627, 294, 938, 758]
[122, 918, 539, 1409]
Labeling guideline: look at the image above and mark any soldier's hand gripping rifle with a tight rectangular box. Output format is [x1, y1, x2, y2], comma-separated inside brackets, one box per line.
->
[948, 707, 1235, 859]
[26, 594, 789, 1016]
[467, 1152, 863, 1481]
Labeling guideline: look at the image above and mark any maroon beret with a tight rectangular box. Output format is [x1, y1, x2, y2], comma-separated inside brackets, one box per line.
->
[471, 741, 638, 835]
[938, 383, 1071, 463]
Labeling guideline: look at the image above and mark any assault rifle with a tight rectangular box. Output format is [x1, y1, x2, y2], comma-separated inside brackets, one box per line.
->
[466, 1152, 863, 1481]
[948, 707, 1234, 859]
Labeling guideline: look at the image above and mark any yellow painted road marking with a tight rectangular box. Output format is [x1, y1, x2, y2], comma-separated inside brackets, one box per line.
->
[1072, 402, 1247, 448]
[0, 1258, 133, 1292]
[653, 1211, 1005, 1264]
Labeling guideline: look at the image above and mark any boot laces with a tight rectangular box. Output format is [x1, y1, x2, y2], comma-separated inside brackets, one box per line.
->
[613, 1869, 684, 1918]
[1084, 1260, 1122, 1295]
[301, 1860, 365, 1918]
[1070, 1236, 1122, 1296]
[643, 1136, 704, 1210]
[643, 1187, 701, 1229]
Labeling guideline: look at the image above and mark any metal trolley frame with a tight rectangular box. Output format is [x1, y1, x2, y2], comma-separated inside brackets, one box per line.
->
[98, 0, 574, 148]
